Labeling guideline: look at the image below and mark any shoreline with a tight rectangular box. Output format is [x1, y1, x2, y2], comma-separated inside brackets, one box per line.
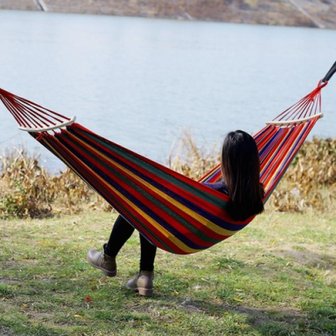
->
[0, 1, 336, 30]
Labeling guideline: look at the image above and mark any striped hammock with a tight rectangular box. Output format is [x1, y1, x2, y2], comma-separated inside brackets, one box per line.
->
[0, 64, 334, 254]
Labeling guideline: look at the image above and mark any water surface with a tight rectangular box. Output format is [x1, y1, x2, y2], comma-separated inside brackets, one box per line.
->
[0, 10, 335, 172]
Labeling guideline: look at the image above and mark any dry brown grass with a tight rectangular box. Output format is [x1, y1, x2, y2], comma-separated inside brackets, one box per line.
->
[0, 150, 54, 218]
[169, 134, 336, 213]
[268, 138, 336, 212]
[0, 149, 109, 218]
[168, 132, 220, 180]
[0, 136, 335, 218]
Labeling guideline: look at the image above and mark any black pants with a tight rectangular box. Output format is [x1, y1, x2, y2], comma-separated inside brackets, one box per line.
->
[104, 215, 157, 272]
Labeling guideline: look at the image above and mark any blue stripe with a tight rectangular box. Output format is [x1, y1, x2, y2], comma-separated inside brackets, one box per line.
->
[70, 126, 247, 232]
[55, 132, 214, 250]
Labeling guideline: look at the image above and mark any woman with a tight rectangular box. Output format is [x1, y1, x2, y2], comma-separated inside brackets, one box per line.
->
[87, 130, 264, 296]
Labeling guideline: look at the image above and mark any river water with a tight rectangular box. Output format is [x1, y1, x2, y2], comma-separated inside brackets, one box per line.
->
[0, 10, 335, 172]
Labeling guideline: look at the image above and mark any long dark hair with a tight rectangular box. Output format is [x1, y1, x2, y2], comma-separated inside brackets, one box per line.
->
[221, 130, 264, 221]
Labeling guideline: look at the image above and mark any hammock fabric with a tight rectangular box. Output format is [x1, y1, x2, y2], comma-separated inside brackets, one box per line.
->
[0, 72, 333, 254]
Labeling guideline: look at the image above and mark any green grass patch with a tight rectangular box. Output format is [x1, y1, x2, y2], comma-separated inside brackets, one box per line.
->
[1, 210, 335, 335]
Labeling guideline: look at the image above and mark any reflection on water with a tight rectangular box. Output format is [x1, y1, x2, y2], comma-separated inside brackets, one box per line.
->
[0, 10, 335, 172]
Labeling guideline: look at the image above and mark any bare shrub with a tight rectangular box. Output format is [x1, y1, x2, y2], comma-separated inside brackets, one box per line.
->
[0, 150, 53, 218]
[269, 138, 336, 212]
[0, 149, 109, 218]
[168, 132, 220, 180]
[169, 133, 336, 212]
[0, 136, 334, 218]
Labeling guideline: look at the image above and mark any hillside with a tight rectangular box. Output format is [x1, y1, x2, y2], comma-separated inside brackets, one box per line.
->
[0, 0, 336, 29]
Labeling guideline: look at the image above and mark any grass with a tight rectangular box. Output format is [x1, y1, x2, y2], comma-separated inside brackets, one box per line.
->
[1, 209, 335, 335]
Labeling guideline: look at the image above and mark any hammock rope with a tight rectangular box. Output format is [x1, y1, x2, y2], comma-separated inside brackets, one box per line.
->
[271, 81, 326, 123]
[0, 88, 74, 131]
[0, 63, 334, 254]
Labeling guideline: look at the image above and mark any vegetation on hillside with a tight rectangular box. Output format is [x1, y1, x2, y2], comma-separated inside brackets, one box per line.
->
[1, 0, 336, 29]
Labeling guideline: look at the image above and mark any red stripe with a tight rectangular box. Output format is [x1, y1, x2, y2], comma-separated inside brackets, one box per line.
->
[73, 124, 255, 227]
[59, 130, 228, 247]
[261, 128, 294, 188]
[39, 133, 185, 253]
[71, 124, 232, 214]
[264, 120, 316, 199]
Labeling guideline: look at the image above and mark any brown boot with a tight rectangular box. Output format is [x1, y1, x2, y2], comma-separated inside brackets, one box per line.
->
[87, 249, 117, 277]
[126, 271, 154, 296]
